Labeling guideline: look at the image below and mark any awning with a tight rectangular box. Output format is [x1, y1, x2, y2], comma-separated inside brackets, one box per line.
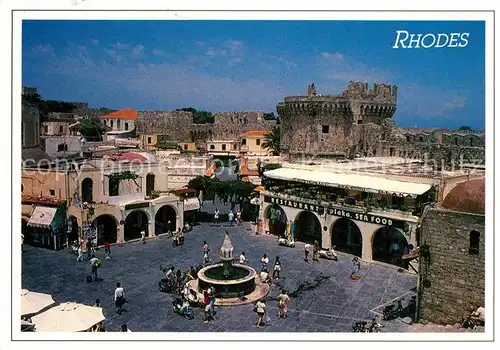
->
[27, 206, 57, 228]
[183, 197, 200, 211]
[264, 168, 433, 198]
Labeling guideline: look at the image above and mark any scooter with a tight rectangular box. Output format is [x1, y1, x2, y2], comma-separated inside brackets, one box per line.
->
[382, 299, 404, 320]
[368, 318, 383, 332]
[277, 237, 296, 248]
[319, 246, 338, 261]
[183, 223, 193, 233]
[172, 236, 185, 247]
[352, 321, 368, 332]
[172, 297, 195, 320]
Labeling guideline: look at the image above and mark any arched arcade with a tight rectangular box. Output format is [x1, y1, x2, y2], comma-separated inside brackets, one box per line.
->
[264, 203, 288, 237]
[124, 210, 149, 241]
[92, 214, 119, 245]
[372, 227, 410, 268]
[331, 218, 363, 257]
[155, 205, 177, 235]
[293, 210, 322, 244]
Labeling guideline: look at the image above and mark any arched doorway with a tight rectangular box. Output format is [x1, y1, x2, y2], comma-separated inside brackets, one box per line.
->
[331, 218, 363, 257]
[124, 211, 149, 241]
[294, 211, 322, 244]
[81, 178, 93, 203]
[155, 205, 177, 235]
[92, 214, 118, 245]
[372, 227, 409, 268]
[67, 215, 79, 243]
[146, 173, 155, 196]
[265, 204, 287, 237]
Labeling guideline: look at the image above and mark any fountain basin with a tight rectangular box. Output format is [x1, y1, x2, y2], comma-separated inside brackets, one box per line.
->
[197, 263, 257, 298]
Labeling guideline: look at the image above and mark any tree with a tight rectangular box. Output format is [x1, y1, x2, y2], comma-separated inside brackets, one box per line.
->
[263, 112, 276, 121]
[458, 125, 472, 131]
[80, 119, 106, 141]
[155, 141, 179, 150]
[177, 107, 214, 124]
[261, 125, 280, 156]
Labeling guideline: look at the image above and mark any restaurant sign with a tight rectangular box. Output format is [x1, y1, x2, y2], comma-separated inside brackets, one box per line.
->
[264, 196, 405, 228]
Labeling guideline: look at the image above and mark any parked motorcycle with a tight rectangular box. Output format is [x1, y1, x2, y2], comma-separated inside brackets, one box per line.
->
[382, 299, 404, 320]
[368, 318, 383, 333]
[319, 246, 338, 261]
[172, 297, 195, 320]
[172, 236, 184, 247]
[352, 321, 368, 333]
[68, 241, 79, 255]
[183, 223, 193, 233]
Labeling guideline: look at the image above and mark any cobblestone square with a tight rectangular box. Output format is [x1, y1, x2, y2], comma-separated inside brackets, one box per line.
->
[22, 223, 418, 332]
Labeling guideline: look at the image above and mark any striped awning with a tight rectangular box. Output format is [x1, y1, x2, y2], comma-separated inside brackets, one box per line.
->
[183, 197, 200, 211]
[27, 206, 57, 229]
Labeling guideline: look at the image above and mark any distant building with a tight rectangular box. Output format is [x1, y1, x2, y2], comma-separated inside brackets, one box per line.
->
[239, 130, 270, 156]
[206, 140, 240, 156]
[100, 108, 137, 140]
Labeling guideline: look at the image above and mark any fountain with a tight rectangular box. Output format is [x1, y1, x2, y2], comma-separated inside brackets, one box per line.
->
[197, 232, 257, 298]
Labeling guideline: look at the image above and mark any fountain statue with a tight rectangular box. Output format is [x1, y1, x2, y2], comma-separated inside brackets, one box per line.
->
[220, 231, 234, 278]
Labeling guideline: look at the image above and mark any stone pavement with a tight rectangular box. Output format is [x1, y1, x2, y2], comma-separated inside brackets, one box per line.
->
[22, 222, 418, 332]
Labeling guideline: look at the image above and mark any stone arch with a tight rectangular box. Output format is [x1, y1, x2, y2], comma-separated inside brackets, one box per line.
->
[67, 215, 79, 242]
[155, 204, 177, 234]
[293, 210, 322, 244]
[331, 217, 363, 257]
[124, 210, 149, 241]
[146, 173, 155, 196]
[371, 226, 409, 268]
[92, 214, 119, 245]
[81, 178, 93, 203]
[264, 203, 288, 237]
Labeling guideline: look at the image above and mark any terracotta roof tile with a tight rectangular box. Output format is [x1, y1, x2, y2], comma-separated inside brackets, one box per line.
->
[239, 130, 270, 138]
[21, 195, 65, 206]
[100, 108, 138, 120]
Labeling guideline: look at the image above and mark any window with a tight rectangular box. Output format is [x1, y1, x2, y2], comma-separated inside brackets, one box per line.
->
[210, 145, 215, 150]
[233, 144, 238, 150]
[419, 136, 424, 142]
[470, 137, 474, 146]
[57, 143, 68, 152]
[125, 122, 129, 131]
[81, 178, 93, 203]
[373, 149, 377, 156]
[49, 189, 55, 196]
[256, 139, 261, 146]
[21, 122, 25, 146]
[322, 125, 330, 133]
[59, 125, 64, 134]
[222, 144, 227, 151]
[469, 230, 480, 255]
[21, 184, 23, 193]
[184, 144, 188, 150]
[117, 120, 121, 129]
[109, 178, 120, 197]
[389, 148, 395, 157]
[241, 139, 247, 145]
[110, 120, 114, 128]
[147, 137, 152, 144]
[406, 136, 410, 142]
[454, 137, 459, 145]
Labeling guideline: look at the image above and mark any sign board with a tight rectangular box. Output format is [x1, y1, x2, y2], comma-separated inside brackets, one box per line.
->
[264, 196, 406, 229]
[125, 202, 150, 210]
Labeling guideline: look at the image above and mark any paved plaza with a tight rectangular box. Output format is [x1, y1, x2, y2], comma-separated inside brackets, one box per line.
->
[22, 222, 418, 333]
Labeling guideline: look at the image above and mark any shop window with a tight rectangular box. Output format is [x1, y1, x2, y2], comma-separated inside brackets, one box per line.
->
[469, 230, 480, 255]
[322, 125, 330, 133]
[256, 139, 261, 146]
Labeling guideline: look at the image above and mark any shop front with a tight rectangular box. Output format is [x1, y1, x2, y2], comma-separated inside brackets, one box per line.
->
[24, 204, 67, 251]
[183, 197, 201, 225]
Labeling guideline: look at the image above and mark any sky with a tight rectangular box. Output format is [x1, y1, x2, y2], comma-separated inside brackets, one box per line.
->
[22, 20, 485, 129]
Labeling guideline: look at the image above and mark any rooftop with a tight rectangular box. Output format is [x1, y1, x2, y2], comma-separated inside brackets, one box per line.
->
[239, 130, 269, 138]
[442, 178, 485, 214]
[100, 108, 138, 120]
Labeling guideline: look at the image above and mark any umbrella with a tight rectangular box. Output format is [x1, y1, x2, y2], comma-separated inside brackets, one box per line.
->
[21, 289, 55, 316]
[31, 302, 105, 332]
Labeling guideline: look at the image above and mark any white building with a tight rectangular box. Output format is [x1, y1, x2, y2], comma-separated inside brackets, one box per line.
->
[100, 108, 137, 140]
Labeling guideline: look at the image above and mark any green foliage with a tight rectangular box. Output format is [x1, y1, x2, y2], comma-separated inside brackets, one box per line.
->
[458, 125, 472, 131]
[177, 107, 214, 124]
[80, 118, 106, 141]
[23, 91, 76, 123]
[187, 176, 256, 206]
[156, 141, 179, 150]
[261, 125, 280, 156]
[263, 112, 276, 121]
[105, 171, 140, 194]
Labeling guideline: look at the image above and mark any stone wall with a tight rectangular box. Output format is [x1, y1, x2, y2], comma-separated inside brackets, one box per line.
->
[22, 103, 40, 148]
[418, 207, 485, 325]
[136, 111, 194, 141]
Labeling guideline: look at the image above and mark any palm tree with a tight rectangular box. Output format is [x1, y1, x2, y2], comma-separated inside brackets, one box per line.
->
[262, 125, 280, 156]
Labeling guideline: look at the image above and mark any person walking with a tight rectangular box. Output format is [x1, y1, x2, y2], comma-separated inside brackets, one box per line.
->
[261, 254, 269, 271]
[104, 241, 111, 260]
[114, 282, 125, 315]
[276, 290, 290, 319]
[255, 299, 267, 328]
[272, 256, 282, 279]
[236, 209, 242, 226]
[87, 238, 93, 260]
[313, 240, 320, 262]
[21, 234, 25, 253]
[120, 324, 131, 332]
[76, 244, 84, 262]
[239, 251, 247, 264]
[89, 256, 101, 282]
[351, 257, 361, 278]
[304, 243, 311, 262]
[214, 209, 220, 225]
[167, 220, 172, 236]
[141, 231, 146, 244]
[203, 241, 211, 263]
[228, 211, 234, 227]
[93, 299, 101, 307]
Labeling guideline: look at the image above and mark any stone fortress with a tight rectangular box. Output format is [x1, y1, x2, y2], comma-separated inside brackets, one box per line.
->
[278, 82, 485, 166]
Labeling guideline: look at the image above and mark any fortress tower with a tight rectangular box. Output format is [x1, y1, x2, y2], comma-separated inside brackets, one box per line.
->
[277, 81, 397, 157]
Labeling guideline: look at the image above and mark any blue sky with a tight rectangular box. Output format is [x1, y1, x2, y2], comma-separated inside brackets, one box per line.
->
[22, 20, 485, 129]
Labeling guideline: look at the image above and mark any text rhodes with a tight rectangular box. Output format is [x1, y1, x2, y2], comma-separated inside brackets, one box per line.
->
[393, 30, 470, 49]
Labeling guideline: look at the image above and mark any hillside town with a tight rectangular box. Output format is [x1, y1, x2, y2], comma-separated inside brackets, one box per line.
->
[21, 81, 485, 334]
